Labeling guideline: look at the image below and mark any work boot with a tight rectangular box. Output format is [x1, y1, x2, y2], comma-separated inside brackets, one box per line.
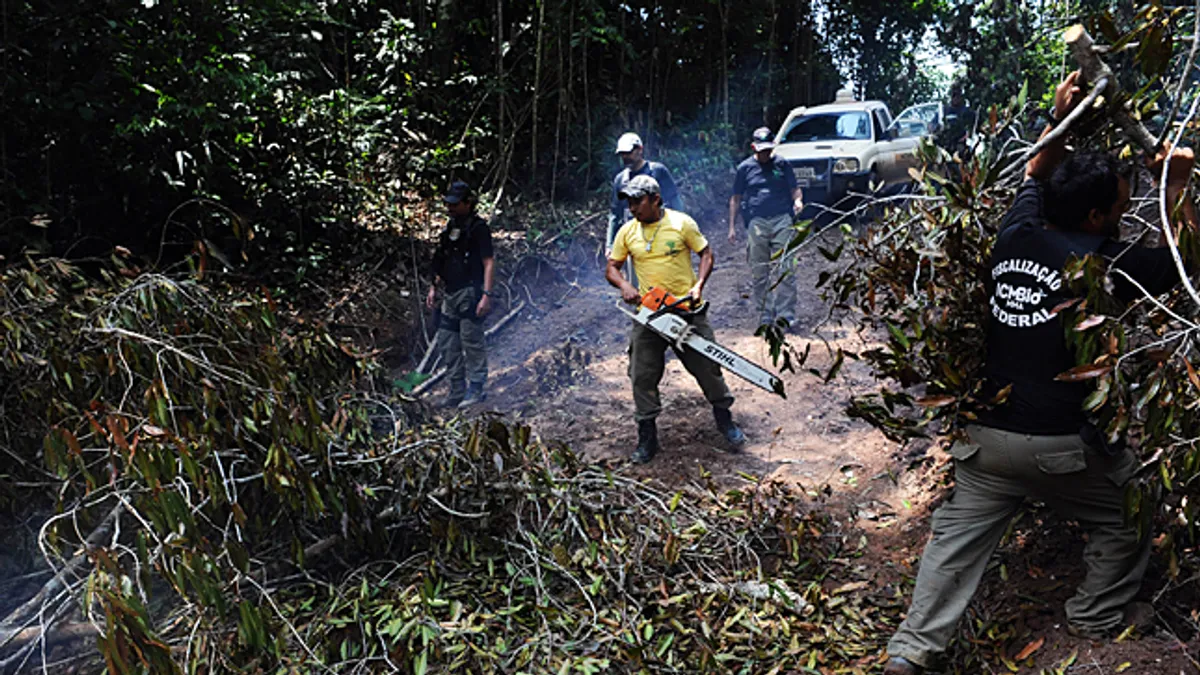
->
[713, 407, 747, 450]
[631, 420, 659, 464]
[1068, 601, 1156, 640]
[457, 382, 487, 408]
[882, 656, 923, 675]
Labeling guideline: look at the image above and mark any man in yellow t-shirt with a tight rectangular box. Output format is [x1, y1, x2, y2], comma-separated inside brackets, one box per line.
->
[606, 174, 746, 464]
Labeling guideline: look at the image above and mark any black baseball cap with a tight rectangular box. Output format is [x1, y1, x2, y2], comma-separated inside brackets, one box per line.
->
[443, 180, 472, 204]
[751, 127, 777, 152]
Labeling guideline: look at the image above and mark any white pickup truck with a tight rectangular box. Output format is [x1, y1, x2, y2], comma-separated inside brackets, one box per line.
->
[770, 91, 941, 215]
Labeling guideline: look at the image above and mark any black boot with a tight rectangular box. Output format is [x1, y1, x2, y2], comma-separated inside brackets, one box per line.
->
[631, 420, 659, 464]
[713, 407, 747, 450]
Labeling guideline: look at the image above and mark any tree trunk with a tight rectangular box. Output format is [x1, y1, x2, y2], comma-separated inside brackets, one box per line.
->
[719, 0, 730, 126]
[763, 0, 778, 124]
[495, 0, 505, 192]
[583, 8, 592, 190]
[552, 4, 565, 202]
[532, 0, 545, 190]
[618, 7, 626, 127]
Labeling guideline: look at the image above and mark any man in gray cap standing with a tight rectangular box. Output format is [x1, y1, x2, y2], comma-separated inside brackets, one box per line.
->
[606, 174, 746, 464]
[607, 132, 684, 267]
[426, 180, 495, 408]
[728, 127, 804, 329]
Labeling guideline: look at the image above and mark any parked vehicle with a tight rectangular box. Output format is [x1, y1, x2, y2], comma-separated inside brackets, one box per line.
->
[770, 91, 941, 219]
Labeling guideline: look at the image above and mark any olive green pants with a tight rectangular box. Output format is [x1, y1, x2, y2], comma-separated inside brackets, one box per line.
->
[888, 425, 1148, 668]
[747, 212, 797, 326]
[434, 286, 487, 397]
[628, 311, 734, 422]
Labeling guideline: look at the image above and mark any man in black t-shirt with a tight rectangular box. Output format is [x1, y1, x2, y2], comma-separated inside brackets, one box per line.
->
[936, 82, 976, 156]
[884, 73, 1197, 675]
[426, 180, 496, 408]
[728, 127, 804, 328]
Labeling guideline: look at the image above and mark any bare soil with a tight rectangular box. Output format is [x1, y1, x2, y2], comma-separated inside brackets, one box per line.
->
[421, 197, 1200, 673]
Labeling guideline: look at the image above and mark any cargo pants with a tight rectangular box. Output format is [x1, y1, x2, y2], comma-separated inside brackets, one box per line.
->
[747, 212, 797, 326]
[629, 310, 734, 422]
[434, 286, 487, 399]
[888, 424, 1148, 669]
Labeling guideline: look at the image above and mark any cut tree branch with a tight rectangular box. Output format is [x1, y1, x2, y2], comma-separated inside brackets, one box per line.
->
[999, 76, 1109, 183]
[1064, 24, 1160, 154]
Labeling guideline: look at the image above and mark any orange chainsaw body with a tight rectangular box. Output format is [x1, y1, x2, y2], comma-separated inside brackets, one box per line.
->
[640, 287, 696, 313]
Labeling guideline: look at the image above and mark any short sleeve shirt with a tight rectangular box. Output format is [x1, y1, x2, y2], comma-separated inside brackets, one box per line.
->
[978, 179, 1179, 434]
[609, 208, 708, 297]
[610, 161, 683, 228]
[432, 214, 493, 291]
[732, 156, 798, 222]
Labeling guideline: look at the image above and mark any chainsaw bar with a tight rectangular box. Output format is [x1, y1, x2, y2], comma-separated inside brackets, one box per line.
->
[619, 303, 786, 398]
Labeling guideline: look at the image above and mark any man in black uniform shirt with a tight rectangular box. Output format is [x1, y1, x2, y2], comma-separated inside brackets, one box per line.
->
[426, 180, 496, 408]
[884, 72, 1197, 674]
[936, 82, 976, 156]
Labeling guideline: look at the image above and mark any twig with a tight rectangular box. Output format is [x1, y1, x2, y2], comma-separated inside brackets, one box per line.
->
[1157, 85, 1200, 311]
[240, 576, 336, 675]
[0, 504, 122, 636]
[427, 494, 490, 519]
[1156, 0, 1200, 149]
[998, 76, 1109, 183]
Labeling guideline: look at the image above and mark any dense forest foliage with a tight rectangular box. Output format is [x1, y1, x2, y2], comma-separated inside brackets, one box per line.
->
[4, 0, 1199, 673]
[3, 0, 1094, 262]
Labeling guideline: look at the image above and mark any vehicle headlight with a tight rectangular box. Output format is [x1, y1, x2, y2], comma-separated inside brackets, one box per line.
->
[832, 158, 860, 173]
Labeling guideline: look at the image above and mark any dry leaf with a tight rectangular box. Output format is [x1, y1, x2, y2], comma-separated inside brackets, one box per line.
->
[915, 395, 956, 407]
[832, 580, 868, 595]
[1050, 297, 1081, 315]
[1054, 363, 1112, 382]
[1185, 360, 1200, 391]
[1015, 636, 1044, 660]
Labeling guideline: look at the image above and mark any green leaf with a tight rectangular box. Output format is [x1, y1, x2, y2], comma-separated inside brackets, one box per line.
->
[886, 322, 910, 350]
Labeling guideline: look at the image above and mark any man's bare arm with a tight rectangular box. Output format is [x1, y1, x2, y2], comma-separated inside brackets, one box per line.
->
[607, 257, 641, 303]
[688, 246, 715, 302]
[1027, 71, 1085, 181]
[1154, 146, 1198, 242]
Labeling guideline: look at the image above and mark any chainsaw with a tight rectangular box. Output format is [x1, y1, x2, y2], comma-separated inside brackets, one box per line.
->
[617, 287, 786, 398]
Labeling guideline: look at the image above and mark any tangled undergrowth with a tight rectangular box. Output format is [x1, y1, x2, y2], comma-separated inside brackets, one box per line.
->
[247, 420, 896, 674]
[804, 11, 1200, 651]
[0, 252, 905, 673]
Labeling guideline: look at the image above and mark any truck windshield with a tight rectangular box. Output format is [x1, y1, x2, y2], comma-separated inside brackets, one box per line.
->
[781, 112, 872, 143]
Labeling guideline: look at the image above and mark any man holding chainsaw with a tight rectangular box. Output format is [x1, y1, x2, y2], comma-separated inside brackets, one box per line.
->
[606, 174, 747, 464]
[884, 71, 1196, 675]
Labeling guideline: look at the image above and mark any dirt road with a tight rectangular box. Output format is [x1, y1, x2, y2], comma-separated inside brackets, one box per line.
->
[419, 195, 1200, 672]
[480, 222, 911, 511]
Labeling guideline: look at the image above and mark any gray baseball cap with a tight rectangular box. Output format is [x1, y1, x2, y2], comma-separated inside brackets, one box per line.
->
[618, 174, 661, 200]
